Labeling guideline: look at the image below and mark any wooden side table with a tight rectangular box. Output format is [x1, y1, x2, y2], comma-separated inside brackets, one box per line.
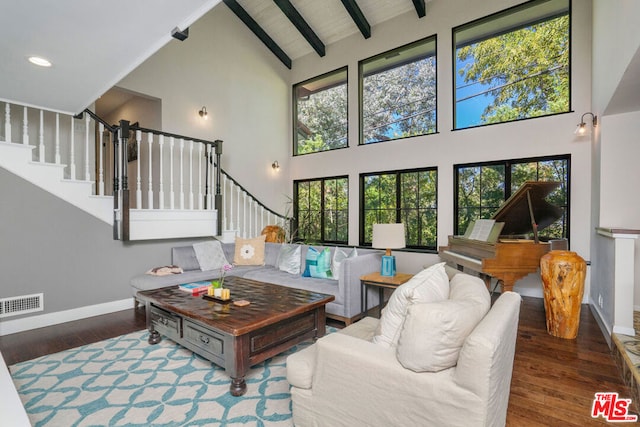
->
[360, 272, 413, 318]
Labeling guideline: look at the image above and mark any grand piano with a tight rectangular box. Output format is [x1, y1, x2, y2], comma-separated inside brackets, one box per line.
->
[439, 181, 566, 293]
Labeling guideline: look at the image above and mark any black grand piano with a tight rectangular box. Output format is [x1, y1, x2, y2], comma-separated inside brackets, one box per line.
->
[439, 181, 565, 293]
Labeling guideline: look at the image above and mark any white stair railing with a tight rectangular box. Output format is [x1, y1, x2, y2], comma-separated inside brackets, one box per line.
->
[0, 100, 287, 240]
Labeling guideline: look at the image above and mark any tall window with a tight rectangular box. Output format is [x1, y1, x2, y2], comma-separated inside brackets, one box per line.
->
[453, 0, 570, 129]
[455, 155, 570, 240]
[360, 36, 437, 144]
[361, 168, 437, 250]
[294, 176, 349, 244]
[294, 68, 348, 155]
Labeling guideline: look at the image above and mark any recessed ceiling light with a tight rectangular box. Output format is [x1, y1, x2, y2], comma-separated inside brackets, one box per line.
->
[28, 56, 52, 67]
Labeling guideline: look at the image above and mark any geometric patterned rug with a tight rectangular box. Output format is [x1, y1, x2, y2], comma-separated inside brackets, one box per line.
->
[10, 329, 329, 426]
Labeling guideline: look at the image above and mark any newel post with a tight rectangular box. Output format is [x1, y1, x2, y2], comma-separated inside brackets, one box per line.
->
[215, 140, 223, 236]
[120, 120, 130, 241]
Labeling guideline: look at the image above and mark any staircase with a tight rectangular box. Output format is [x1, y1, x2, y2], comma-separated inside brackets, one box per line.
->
[0, 101, 288, 241]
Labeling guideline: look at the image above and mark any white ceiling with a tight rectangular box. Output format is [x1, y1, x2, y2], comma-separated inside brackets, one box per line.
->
[0, 0, 221, 115]
[236, 0, 417, 60]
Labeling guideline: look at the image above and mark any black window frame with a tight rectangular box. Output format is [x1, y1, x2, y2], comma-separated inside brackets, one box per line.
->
[293, 175, 349, 245]
[452, 0, 572, 130]
[360, 167, 438, 251]
[453, 154, 571, 242]
[358, 35, 438, 145]
[293, 67, 349, 156]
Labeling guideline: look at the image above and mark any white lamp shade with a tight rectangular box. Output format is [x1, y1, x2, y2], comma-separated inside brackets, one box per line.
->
[372, 223, 406, 249]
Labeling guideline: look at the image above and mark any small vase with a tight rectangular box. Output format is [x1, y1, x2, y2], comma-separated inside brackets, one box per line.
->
[540, 250, 586, 339]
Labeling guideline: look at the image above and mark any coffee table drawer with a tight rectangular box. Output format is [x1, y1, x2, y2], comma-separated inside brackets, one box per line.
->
[150, 305, 181, 340]
[183, 320, 224, 358]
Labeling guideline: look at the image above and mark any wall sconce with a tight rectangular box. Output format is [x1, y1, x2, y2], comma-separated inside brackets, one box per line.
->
[272, 160, 280, 171]
[198, 106, 208, 120]
[574, 112, 597, 135]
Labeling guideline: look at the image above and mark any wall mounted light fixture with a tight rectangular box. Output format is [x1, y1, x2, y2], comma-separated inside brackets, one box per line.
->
[272, 160, 280, 171]
[575, 112, 597, 135]
[198, 106, 208, 120]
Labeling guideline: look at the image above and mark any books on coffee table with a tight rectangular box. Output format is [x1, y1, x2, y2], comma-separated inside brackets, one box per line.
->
[178, 281, 210, 295]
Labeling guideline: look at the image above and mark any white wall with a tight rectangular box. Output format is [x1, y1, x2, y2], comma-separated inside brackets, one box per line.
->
[590, 0, 640, 333]
[117, 2, 292, 215]
[290, 0, 594, 298]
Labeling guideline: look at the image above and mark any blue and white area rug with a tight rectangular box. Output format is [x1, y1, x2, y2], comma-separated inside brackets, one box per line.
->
[10, 329, 328, 426]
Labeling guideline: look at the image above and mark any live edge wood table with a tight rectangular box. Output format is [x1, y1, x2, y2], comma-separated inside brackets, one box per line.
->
[137, 276, 334, 396]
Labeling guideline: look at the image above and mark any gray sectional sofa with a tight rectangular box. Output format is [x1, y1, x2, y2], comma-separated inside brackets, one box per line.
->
[131, 242, 382, 324]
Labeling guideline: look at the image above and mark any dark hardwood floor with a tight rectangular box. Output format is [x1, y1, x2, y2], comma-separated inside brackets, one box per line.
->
[0, 296, 635, 426]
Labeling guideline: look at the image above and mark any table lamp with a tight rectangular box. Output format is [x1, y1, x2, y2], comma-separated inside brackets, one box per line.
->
[372, 223, 406, 276]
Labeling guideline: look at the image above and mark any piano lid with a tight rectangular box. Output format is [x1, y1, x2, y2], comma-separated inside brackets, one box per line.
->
[491, 181, 563, 236]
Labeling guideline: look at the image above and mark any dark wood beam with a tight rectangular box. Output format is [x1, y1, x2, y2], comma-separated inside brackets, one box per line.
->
[222, 0, 292, 69]
[340, 0, 370, 39]
[273, 0, 325, 57]
[412, 0, 426, 18]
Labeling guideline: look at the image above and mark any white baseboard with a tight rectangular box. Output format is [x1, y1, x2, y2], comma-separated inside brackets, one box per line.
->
[0, 298, 133, 336]
[590, 302, 612, 348]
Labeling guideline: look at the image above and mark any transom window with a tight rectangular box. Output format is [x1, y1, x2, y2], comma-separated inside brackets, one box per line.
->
[360, 36, 437, 144]
[294, 176, 349, 244]
[294, 68, 348, 155]
[454, 155, 570, 241]
[453, 0, 570, 129]
[360, 168, 437, 250]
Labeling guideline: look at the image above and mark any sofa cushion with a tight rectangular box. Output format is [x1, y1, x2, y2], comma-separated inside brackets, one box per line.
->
[233, 235, 266, 266]
[193, 240, 229, 271]
[302, 247, 332, 279]
[396, 273, 491, 372]
[331, 247, 357, 280]
[277, 244, 301, 274]
[372, 262, 449, 348]
[172, 246, 200, 271]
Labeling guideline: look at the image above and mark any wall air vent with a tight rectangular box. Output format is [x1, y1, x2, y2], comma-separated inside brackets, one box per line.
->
[0, 293, 44, 318]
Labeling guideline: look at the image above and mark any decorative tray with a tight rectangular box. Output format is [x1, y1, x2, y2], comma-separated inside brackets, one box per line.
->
[202, 294, 233, 304]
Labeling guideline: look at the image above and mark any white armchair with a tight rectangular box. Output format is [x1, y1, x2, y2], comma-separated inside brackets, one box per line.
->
[286, 271, 522, 427]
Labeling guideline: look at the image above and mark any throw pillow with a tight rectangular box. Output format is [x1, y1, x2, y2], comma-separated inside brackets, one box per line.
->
[396, 274, 490, 372]
[277, 244, 302, 274]
[233, 235, 266, 266]
[372, 262, 449, 348]
[331, 247, 357, 280]
[193, 240, 228, 271]
[302, 247, 332, 279]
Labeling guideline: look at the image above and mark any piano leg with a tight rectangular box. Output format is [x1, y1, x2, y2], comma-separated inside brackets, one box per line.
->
[499, 275, 518, 293]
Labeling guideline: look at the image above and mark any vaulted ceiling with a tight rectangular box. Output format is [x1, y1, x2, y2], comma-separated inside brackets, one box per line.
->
[223, 0, 427, 68]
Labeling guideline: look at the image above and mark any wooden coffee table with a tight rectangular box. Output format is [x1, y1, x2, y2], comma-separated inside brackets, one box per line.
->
[137, 276, 334, 396]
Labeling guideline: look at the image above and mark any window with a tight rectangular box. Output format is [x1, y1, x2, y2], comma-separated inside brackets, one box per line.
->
[454, 155, 570, 240]
[453, 0, 570, 129]
[361, 168, 437, 250]
[294, 176, 349, 244]
[294, 68, 348, 155]
[360, 36, 437, 144]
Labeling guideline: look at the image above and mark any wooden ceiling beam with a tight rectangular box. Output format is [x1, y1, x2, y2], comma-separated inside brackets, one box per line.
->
[412, 0, 426, 18]
[340, 0, 371, 39]
[273, 0, 325, 57]
[222, 0, 292, 69]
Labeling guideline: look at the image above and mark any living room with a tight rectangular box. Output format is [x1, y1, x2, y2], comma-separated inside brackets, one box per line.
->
[1, 0, 640, 425]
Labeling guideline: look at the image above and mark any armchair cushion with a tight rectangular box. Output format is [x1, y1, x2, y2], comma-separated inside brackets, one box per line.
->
[372, 262, 449, 348]
[396, 273, 490, 372]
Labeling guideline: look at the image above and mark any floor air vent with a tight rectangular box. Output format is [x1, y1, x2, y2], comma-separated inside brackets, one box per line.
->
[0, 293, 44, 318]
